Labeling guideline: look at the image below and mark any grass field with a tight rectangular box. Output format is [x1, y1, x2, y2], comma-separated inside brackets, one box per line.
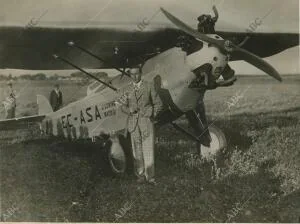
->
[0, 75, 299, 222]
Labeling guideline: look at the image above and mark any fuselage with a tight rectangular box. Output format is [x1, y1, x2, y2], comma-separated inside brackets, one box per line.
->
[42, 42, 227, 140]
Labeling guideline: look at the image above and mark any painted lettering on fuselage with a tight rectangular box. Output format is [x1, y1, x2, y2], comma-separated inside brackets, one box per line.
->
[101, 101, 116, 110]
[59, 101, 116, 128]
[104, 109, 116, 117]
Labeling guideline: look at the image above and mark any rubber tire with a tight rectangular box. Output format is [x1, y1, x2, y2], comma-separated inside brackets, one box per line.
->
[107, 135, 127, 175]
[101, 134, 134, 176]
[199, 124, 227, 160]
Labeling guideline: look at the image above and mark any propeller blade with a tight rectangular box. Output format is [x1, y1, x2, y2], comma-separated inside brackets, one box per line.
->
[232, 45, 282, 82]
[160, 7, 282, 82]
[160, 7, 224, 48]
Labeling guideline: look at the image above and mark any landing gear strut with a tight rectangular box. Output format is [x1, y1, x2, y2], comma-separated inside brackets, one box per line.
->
[171, 105, 227, 160]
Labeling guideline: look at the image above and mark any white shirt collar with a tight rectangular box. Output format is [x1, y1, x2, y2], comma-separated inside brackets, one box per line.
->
[133, 80, 143, 89]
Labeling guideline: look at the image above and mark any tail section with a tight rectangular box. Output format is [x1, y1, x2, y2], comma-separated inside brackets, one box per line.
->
[37, 95, 53, 115]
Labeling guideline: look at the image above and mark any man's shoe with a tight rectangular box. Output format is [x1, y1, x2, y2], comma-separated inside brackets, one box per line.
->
[137, 176, 146, 184]
[147, 179, 158, 186]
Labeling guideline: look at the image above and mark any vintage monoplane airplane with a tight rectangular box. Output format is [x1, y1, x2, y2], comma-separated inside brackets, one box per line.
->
[0, 6, 299, 174]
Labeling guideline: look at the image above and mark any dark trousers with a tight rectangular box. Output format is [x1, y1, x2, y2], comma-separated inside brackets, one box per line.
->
[5, 106, 16, 119]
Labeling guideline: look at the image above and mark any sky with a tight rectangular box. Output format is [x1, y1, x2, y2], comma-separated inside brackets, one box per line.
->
[0, 0, 299, 76]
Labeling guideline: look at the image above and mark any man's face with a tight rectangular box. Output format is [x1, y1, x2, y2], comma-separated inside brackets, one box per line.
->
[130, 68, 142, 83]
[55, 85, 59, 90]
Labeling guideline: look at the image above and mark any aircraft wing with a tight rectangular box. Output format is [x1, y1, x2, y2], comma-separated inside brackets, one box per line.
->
[217, 31, 299, 60]
[0, 26, 299, 69]
[0, 115, 45, 130]
[0, 26, 181, 69]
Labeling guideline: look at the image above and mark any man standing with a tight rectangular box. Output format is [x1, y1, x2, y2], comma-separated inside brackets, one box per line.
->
[50, 83, 63, 111]
[197, 5, 219, 34]
[121, 67, 163, 184]
[3, 81, 17, 119]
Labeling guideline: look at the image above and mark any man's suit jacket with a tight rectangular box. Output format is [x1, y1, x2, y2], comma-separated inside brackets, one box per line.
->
[121, 80, 163, 137]
[50, 89, 62, 111]
[3, 88, 16, 109]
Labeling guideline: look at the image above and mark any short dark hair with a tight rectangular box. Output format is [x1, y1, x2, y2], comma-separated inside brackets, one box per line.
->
[198, 14, 211, 22]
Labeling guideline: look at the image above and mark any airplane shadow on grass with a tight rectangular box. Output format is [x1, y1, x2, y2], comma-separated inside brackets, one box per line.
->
[213, 106, 300, 150]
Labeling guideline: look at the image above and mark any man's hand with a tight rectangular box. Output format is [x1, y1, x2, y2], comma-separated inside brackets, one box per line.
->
[216, 76, 237, 87]
[130, 108, 140, 115]
[212, 5, 219, 22]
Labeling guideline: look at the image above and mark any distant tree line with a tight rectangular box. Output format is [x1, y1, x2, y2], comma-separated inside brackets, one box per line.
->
[0, 71, 108, 81]
[0, 73, 50, 81]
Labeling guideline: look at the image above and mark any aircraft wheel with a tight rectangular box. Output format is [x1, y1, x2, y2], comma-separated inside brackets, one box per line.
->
[199, 124, 227, 160]
[105, 135, 127, 175]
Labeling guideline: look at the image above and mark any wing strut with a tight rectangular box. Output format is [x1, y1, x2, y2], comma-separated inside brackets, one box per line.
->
[53, 54, 118, 92]
[67, 41, 132, 79]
